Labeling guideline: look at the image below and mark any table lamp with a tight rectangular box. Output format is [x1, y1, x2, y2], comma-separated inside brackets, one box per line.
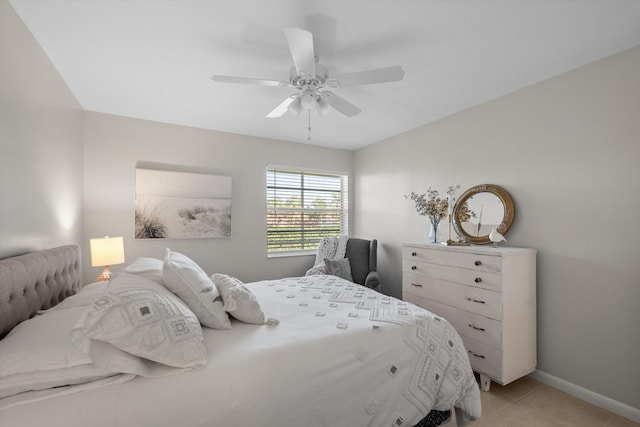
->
[90, 236, 125, 282]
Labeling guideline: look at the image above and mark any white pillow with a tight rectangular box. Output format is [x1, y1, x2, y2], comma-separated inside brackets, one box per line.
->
[211, 274, 266, 325]
[42, 282, 108, 313]
[71, 273, 208, 371]
[162, 249, 231, 330]
[0, 307, 118, 399]
[122, 257, 164, 284]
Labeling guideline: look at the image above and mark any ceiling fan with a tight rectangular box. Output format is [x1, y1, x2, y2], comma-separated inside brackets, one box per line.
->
[212, 27, 405, 119]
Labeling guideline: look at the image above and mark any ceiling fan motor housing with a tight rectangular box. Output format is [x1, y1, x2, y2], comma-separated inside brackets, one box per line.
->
[289, 62, 329, 88]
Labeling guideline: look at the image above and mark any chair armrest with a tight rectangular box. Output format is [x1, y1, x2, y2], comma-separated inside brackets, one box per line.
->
[364, 271, 380, 292]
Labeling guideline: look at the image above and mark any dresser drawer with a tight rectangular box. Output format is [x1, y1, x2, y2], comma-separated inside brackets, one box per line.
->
[407, 296, 502, 349]
[404, 273, 502, 320]
[461, 335, 503, 381]
[403, 246, 501, 273]
[402, 259, 502, 292]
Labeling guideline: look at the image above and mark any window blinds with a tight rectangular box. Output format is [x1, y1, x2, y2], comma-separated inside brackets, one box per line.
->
[267, 166, 348, 254]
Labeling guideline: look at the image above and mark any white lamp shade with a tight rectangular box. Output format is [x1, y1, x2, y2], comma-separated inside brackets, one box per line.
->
[90, 236, 125, 267]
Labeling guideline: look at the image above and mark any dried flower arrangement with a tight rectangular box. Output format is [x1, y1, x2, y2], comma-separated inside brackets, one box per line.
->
[405, 185, 460, 242]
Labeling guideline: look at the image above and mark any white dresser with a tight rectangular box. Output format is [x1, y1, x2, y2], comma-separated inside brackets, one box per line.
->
[402, 243, 536, 391]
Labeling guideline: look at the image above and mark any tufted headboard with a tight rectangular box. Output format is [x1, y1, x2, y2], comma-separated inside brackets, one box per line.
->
[0, 245, 81, 338]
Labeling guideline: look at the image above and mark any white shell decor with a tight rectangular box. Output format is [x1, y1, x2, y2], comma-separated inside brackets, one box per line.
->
[489, 228, 506, 247]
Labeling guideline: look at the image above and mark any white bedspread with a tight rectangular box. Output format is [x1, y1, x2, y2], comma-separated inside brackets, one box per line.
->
[0, 276, 480, 427]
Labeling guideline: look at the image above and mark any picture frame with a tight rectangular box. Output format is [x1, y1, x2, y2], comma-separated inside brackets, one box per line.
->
[135, 168, 232, 239]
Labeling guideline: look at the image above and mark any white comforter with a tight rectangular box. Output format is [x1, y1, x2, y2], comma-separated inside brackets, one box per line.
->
[0, 276, 480, 427]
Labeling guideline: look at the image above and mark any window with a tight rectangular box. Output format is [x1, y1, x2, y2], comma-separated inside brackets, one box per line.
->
[267, 166, 348, 255]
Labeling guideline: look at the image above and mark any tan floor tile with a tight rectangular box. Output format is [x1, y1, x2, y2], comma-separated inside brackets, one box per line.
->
[439, 376, 637, 427]
[484, 385, 615, 427]
[605, 415, 640, 427]
[441, 376, 542, 425]
[479, 376, 543, 417]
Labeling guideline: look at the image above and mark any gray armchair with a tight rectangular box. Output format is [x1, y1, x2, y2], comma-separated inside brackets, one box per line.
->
[345, 238, 380, 292]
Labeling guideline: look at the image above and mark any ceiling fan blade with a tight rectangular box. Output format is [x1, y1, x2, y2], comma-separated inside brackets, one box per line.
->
[284, 27, 316, 79]
[212, 75, 290, 88]
[324, 92, 362, 118]
[333, 66, 405, 87]
[266, 97, 295, 118]
[305, 14, 336, 59]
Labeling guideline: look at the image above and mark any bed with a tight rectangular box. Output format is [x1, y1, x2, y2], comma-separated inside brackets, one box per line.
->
[0, 245, 481, 427]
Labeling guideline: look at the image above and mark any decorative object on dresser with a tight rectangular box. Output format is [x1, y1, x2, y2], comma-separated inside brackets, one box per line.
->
[89, 236, 125, 282]
[402, 243, 536, 392]
[452, 184, 514, 245]
[489, 228, 506, 247]
[405, 185, 460, 244]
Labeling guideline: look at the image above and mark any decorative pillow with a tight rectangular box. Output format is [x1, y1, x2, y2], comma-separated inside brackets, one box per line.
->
[211, 274, 266, 325]
[324, 258, 353, 282]
[71, 273, 208, 371]
[0, 306, 118, 399]
[162, 249, 230, 329]
[122, 257, 164, 284]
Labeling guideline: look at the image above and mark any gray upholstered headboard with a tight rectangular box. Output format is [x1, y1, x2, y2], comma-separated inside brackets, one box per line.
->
[0, 245, 81, 338]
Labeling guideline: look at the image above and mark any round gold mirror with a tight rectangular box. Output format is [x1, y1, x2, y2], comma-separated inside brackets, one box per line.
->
[452, 184, 514, 245]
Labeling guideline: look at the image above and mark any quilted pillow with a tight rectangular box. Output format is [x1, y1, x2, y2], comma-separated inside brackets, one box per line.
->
[71, 273, 208, 371]
[122, 257, 164, 284]
[211, 274, 266, 325]
[324, 258, 353, 282]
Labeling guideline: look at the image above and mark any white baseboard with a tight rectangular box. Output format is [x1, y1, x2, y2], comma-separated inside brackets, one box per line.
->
[529, 370, 640, 423]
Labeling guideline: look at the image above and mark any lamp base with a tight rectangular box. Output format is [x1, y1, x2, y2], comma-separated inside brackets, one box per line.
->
[95, 266, 112, 282]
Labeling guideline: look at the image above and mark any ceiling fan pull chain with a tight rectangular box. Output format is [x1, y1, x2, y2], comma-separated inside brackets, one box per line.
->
[307, 110, 312, 141]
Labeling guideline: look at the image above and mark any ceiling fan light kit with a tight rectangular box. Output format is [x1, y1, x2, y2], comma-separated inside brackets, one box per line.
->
[315, 96, 330, 116]
[212, 26, 405, 126]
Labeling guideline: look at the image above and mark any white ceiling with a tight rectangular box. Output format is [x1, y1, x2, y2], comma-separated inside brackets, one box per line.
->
[10, 0, 640, 150]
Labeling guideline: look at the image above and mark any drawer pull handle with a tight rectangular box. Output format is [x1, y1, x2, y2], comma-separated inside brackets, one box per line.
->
[411, 252, 417, 257]
[466, 297, 486, 304]
[474, 260, 482, 266]
[411, 283, 423, 288]
[474, 277, 482, 283]
[468, 350, 486, 359]
[468, 324, 486, 332]
[411, 265, 417, 270]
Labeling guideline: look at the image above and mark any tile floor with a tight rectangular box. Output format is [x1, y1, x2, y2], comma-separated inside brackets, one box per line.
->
[443, 376, 639, 427]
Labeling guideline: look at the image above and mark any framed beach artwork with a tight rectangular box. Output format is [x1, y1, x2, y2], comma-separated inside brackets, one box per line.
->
[135, 168, 232, 239]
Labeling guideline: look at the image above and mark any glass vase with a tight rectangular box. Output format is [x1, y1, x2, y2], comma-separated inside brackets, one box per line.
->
[429, 219, 440, 243]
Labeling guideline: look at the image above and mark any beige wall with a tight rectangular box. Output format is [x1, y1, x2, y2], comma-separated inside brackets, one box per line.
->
[0, 0, 83, 258]
[83, 111, 352, 283]
[353, 46, 640, 412]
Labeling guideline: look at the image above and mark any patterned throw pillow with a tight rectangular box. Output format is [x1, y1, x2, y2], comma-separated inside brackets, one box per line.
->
[72, 273, 207, 370]
[324, 258, 353, 282]
[162, 249, 231, 329]
[211, 274, 266, 325]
